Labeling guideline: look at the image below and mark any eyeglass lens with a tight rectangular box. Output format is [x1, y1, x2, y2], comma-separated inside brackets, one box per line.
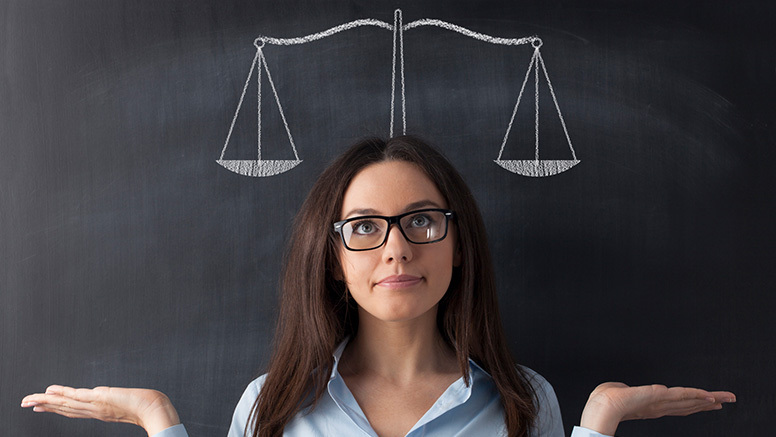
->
[341, 210, 448, 250]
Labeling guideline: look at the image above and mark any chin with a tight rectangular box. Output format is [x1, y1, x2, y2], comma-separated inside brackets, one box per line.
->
[362, 301, 438, 324]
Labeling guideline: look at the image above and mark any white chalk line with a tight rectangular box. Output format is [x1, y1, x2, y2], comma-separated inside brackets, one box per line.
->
[254, 19, 393, 46]
[535, 49, 540, 161]
[221, 51, 259, 160]
[389, 10, 407, 137]
[537, 50, 576, 160]
[390, 13, 397, 137]
[259, 49, 300, 160]
[404, 19, 537, 46]
[257, 47, 262, 160]
[254, 15, 538, 47]
[498, 49, 537, 161]
[400, 13, 406, 135]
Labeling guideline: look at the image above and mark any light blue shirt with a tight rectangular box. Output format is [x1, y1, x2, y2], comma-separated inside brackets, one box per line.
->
[154, 340, 610, 437]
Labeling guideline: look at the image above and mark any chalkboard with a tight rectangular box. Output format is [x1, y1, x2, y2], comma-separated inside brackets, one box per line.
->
[3, 1, 773, 435]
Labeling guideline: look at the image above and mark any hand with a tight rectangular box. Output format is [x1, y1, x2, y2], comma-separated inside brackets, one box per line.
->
[21, 385, 180, 437]
[580, 382, 736, 436]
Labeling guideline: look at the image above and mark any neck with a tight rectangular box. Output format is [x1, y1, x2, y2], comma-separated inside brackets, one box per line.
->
[341, 305, 459, 384]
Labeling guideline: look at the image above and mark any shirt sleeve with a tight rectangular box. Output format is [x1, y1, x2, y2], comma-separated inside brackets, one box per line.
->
[150, 424, 188, 437]
[227, 374, 267, 437]
[570, 426, 613, 437]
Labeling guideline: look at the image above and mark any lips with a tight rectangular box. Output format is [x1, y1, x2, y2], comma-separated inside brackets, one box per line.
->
[375, 274, 423, 289]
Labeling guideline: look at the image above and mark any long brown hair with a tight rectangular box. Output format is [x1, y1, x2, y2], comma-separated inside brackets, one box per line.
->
[250, 136, 537, 437]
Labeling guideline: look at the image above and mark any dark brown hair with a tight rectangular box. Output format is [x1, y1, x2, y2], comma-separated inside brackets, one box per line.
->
[250, 136, 537, 437]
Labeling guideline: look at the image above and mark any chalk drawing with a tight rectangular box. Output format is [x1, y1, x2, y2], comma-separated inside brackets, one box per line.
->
[218, 9, 579, 177]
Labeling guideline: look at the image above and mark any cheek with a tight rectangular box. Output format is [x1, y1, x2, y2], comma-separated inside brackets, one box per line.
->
[428, 247, 456, 288]
[438, 258, 455, 288]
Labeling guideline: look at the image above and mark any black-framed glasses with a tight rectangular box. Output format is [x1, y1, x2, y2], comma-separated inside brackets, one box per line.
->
[333, 208, 455, 251]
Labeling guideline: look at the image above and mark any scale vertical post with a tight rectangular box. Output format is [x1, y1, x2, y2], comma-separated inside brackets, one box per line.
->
[390, 9, 405, 137]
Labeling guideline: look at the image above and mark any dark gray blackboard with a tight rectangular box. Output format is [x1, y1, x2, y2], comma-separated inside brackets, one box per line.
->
[2, 1, 773, 435]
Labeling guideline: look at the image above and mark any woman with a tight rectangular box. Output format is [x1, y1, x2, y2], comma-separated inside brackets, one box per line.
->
[22, 136, 735, 437]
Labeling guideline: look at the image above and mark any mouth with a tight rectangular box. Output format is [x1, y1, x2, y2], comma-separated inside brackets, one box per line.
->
[375, 274, 423, 289]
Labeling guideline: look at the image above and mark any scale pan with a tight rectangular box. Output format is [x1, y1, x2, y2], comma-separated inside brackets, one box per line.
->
[494, 159, 580, 177]
[217, 159, 303, 177]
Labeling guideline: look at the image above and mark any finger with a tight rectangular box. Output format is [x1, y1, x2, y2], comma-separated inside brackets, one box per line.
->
[662, 386, 731, 407]
[708, 391, 736, 403]
[21, 394, 43, 407]
[22, 386, 70, 406]
[662, 387, 737, 406]
[648, 398, 728, 418]
[664, 386, 713, 400]
[22, 393, 60, 407]
[56, 386, 103, 403]
[22, 393, 98, 414]
[593, 382, 628, 392]
[45, 385, 68, 395]
[664, 401, 727, 416]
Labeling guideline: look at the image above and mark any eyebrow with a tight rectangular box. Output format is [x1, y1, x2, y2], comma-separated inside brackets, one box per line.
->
[343, 199, 443, 218]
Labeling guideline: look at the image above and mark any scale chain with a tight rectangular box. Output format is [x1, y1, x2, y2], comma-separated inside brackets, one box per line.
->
[257, 48, 262, 161]
[537, 50, 577, 160]
[259, 48, 300, 161]
[498, 48, 538, 161]
[535, 46, 540, 162]
[220, 51, 259, 161]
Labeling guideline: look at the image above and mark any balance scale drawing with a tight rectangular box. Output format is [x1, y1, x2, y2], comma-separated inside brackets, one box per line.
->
[217, 9, 579, 177]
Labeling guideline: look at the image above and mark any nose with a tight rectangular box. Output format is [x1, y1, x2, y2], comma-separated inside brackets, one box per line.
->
[381, 224, 413, 263]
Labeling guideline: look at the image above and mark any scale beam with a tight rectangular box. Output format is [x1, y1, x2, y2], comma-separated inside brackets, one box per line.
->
[253, 17, 538, 47]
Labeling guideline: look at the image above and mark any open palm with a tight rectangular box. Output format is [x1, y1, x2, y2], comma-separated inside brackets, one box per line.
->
[22, 385, 179, 435]
[580, 382, 735, 435]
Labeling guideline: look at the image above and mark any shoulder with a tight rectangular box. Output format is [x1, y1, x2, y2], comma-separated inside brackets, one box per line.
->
[518, 365, 554, 401]
[518, 366, 565, 437]
[245, 374, 268, 396]
[236, 373, 268, 409]
[227, 374, 268, 437]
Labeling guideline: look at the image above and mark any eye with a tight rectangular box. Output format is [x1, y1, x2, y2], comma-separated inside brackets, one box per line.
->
[408, 213, 431, 228]
[352, 220, 379, 235]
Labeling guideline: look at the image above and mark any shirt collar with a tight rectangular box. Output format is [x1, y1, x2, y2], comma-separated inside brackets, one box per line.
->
[331, 337, 349, 372]
[328, 338, 376, 435]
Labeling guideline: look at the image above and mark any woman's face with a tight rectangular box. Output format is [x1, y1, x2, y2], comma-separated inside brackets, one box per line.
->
[338, 160, 459, 324]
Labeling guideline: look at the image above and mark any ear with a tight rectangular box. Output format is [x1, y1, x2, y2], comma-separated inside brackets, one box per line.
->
[453, 244, 462, 267]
